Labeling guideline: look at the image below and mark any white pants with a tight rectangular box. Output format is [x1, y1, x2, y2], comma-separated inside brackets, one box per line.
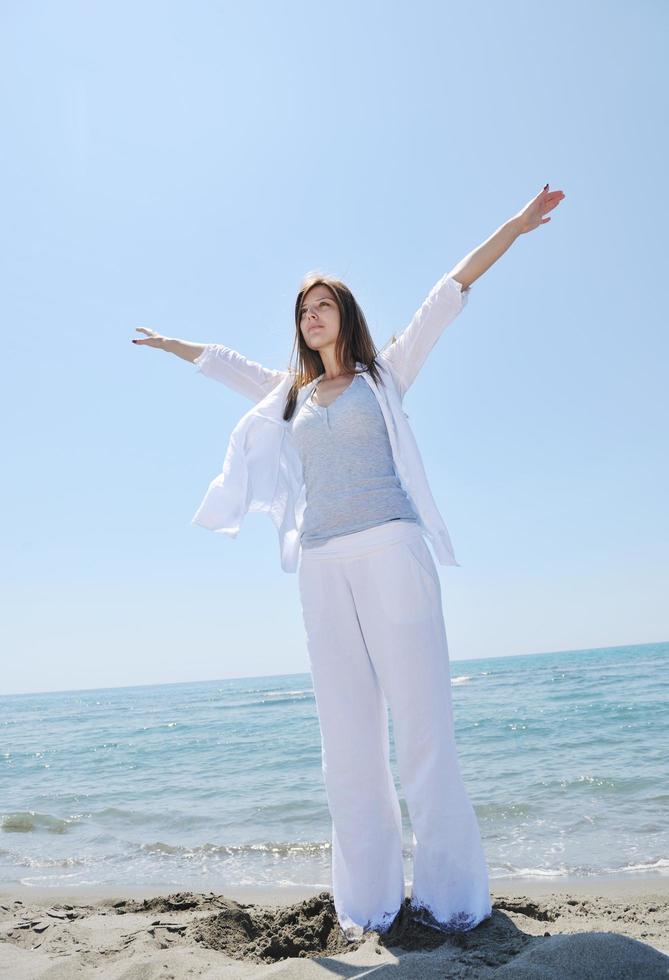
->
[298, 519, 492, 939]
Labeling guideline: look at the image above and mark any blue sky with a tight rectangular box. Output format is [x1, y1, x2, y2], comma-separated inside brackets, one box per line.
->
[1, 1, 667, 695]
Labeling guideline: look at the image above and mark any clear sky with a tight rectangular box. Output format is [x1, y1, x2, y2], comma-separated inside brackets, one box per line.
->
[1, 1, 667, 696]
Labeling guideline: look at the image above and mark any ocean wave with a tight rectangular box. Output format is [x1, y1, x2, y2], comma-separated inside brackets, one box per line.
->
[1, 811, 72, 834]
[138, 839, 331, 858]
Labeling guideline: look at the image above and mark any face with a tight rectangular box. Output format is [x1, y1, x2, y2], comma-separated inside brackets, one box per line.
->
[299, 286, 341, 351]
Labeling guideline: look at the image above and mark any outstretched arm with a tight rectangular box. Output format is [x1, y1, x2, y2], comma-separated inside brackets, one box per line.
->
[448, 183, 566, 290]
[132, 328, 286, 403]
[190, 343, 286, 403]
[380, 183, 566, 398]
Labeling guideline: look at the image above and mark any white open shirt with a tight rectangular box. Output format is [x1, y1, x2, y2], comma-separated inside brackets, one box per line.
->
[191, 274, 470, 573]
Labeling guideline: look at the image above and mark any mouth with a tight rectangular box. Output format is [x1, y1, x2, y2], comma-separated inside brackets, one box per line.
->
[308, 326, 324, 333]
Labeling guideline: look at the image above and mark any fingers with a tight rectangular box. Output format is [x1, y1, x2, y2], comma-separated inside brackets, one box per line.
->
[544, 195, 565, 213]
[540, 183, 566, 199]
[132, 326, 162, 345]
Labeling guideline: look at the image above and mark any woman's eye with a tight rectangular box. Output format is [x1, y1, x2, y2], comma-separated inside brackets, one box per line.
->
[301, 301, 329, 316]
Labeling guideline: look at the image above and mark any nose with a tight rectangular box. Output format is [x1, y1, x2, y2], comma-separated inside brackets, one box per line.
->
[303, 305, 321, 323]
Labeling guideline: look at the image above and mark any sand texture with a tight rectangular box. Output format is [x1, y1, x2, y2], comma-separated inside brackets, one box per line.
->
[1, 878, 668, 978]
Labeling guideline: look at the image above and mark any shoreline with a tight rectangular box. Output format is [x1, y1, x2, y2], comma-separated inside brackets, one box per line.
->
[2, 870, 669, 906]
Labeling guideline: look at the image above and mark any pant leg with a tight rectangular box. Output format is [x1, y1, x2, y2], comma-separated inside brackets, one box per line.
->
[347, 525, 493, 933]
[298, 550, 405, 938]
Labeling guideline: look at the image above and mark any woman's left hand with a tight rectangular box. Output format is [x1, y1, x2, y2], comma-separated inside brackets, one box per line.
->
[514, 183, 566, 234]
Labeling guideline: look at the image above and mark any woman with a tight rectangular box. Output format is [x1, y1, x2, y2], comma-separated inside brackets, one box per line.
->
[132, 183, 566, 940]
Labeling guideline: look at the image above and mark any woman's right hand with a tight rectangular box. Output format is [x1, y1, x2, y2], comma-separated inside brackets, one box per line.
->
[131, 327, 173, 350]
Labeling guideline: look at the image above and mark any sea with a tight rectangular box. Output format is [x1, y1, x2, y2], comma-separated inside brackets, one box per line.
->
[1, 641, 667, 892]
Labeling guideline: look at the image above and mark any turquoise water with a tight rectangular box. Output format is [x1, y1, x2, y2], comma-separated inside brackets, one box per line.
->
[1, 641, 667, 890]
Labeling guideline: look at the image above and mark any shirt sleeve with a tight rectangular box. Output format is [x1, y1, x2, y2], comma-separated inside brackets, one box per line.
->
[379, 275, 470, 399]
[194, 344, 287, 403]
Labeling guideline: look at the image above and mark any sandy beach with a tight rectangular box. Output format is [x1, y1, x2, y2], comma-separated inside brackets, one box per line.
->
[1, 875, 668, 979]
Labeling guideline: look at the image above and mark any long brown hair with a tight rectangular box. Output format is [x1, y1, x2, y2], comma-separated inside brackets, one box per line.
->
[282, 271, 386, 422]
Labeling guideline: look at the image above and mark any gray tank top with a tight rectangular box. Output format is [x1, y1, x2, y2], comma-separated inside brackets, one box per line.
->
[292, 373, 418, 548]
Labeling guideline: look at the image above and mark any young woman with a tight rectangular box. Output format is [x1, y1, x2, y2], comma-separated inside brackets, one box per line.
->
[132, 183, 565, 940]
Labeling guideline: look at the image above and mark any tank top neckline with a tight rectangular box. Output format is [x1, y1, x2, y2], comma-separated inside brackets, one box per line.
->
[310, 373, 358, 409]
